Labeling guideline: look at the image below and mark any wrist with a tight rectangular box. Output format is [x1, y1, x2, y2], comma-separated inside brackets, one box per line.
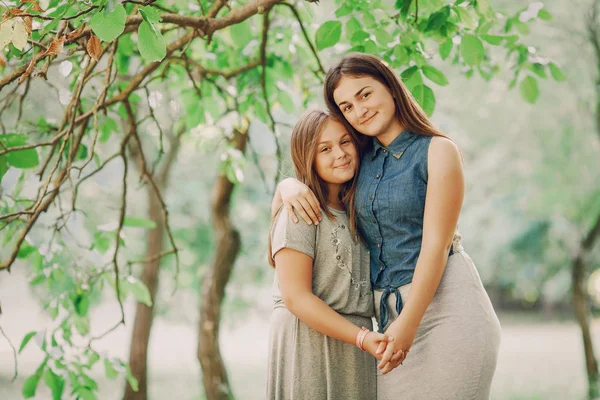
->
[355, 326, 370, 351]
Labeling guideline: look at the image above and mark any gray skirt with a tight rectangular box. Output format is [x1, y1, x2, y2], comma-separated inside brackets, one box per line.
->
[374, 250, 501, 400]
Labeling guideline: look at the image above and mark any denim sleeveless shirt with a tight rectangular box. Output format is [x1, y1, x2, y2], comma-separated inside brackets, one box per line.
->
[355, 130, 454, 331]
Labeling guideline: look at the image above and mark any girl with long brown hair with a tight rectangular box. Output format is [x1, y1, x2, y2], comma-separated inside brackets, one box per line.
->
[273, 53, 501, 399]
[267, 109, 393, 400]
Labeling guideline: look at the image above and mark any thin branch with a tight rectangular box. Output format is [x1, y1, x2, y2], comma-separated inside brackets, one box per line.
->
[125, 103, 180, 292]
[278, 2, 326, 77]
[260, 10, 281, 190]
[0, 323, 17, 382]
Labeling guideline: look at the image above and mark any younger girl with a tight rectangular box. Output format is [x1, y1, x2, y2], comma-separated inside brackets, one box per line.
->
[267, 110, 392, 400]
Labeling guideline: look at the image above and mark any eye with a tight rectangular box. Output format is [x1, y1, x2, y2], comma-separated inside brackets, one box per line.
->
[343, 104, 352, 112]
[341, 140, 351, 145]
[362, 92, 370, 99]
[320, 147, 329, 153]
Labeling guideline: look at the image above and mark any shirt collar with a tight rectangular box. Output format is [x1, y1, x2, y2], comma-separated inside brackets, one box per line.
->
[371, 129, 416, 160]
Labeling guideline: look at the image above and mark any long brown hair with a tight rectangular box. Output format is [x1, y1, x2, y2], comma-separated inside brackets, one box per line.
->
[268, 110, 361, 267]
[324, 52, 449, 146]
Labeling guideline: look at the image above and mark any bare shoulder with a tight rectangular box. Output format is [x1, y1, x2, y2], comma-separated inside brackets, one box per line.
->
[428, 136, 462, 169]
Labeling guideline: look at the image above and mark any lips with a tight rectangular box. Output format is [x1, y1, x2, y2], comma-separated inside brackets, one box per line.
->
[335, 161, 351, 169]
[360, 112, 377, 125]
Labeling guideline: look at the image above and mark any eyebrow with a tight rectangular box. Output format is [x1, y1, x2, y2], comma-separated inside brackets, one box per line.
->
[317, 134, 351, 146]
[337, 86, 372, 106]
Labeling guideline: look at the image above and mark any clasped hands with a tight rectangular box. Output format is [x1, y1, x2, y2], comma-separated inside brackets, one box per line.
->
[362, 325, 415, 375]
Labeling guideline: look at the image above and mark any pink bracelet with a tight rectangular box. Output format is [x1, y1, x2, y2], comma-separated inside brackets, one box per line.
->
[355, 326, 370, 351]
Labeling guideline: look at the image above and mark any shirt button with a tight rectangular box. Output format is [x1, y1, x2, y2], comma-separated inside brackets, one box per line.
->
[369, 195, 373, 200]
[380, 267, 384, 271]
[377, 243, 381, 248]
[376, 174, 380, 179]
[372, 219, 376, 224]
[383, 149, 387, 153]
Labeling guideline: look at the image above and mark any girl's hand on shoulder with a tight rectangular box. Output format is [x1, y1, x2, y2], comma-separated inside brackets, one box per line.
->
[362, 331, 394, 361]
[279, 178, 322, 225]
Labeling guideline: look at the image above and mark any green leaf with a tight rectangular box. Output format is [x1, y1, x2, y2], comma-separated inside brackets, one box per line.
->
[475, 0, 492, 16]
[401, 66, 422, 91]
[0, 155, 8, 182]
[460, 34, 484, 66]
[19, 331, 37, 353]
[481, 35, 504, 45]
[390, 46, 407, 66]
[17, 242, 36, 259]
[411, 84, 435, 116]
[422, 65, 449, 86]
[0, 134, 39, 169]
[425, 6, 450, 32]
[22, 373, 41, 398]
[125, 277, 153, 306]
[455, 7, 477, 30]
[137, 20, 166, 62]
[76, 387, 96, 400]
[81, 374, 98, 390]
[230, 19, 252, 47]
[91, 231, 111, 254]
[374, 29, 394, 47]
[529, 63, 546, 78]
[74, 316, 91, 335]
[514, 21, 529, 35]
[335, 3, 353, 17]
[90, 5, 126, 42]
[139, 9, 161, 36]
[537, 8, 552, 21]
[125, 364, 139, 392]
[88, 352, 100, 368]
[140, 6, 162, 24]
[519, 76, 539, 104]
[315, 20, 342, 51]
[351, 30, 370, 43]
[73, 293, 90, 316]
[277, 91, 295, 113]
[43, 368, 64, 400]
[548, 63, 566, 81]
[439, 39, 452, 60]
[104, 359, 118, 379]
[345, 17, 361, 40]
[123, 216, 157, 229]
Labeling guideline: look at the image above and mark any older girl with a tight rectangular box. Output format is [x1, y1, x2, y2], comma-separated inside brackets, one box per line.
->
[267, 110, 392, 400]
[274, 53, 501, 400]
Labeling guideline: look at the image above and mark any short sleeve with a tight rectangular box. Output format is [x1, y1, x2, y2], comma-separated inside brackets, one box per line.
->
[271, 208, 317, 259]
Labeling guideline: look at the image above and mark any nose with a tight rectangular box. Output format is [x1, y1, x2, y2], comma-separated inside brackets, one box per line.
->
[333, 145, 347, 159]
[355, 103, 368, 119]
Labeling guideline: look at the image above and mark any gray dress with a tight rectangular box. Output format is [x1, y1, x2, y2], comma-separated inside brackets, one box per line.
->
[267, 208, 376, 400]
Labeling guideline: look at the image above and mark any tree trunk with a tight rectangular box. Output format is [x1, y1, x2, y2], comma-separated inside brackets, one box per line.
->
[576, 5, 600, 397]
[198, 128, 248, 400]
[124, 135, 181, 400]
[572, 212, 600, 399]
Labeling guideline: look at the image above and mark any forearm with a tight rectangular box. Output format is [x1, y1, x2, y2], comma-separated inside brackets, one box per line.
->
[388, 245, 451, 333]
[285, 292, 361, 345]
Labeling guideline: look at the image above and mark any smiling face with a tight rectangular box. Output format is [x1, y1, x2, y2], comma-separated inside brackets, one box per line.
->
[314, 119, 359, 191]
[333, 75, 404, 146]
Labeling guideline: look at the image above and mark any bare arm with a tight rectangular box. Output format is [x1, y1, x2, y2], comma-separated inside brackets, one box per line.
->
[275, 248, 392, 357]
[379, 137, 465, 373]
[271, 178, 322, 224]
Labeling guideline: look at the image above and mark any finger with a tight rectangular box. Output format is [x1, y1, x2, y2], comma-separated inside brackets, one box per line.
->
[286, 204, 298, 223]
[298, 197, 320, 225]
[292, 200, 313, 225]
[390, 350, 404, 363]
[378, 347, 394, 369]
[307, 191, 322, 221]
[376, 341, 387, 355]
